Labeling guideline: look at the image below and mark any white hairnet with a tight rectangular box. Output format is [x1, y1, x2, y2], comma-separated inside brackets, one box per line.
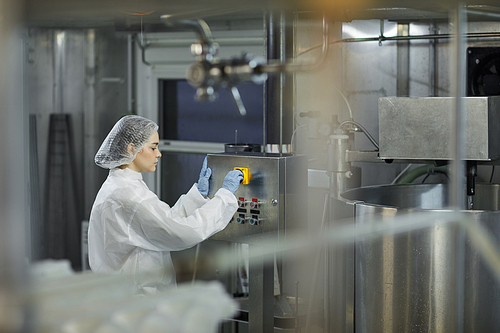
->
[95, 115, 159, 169]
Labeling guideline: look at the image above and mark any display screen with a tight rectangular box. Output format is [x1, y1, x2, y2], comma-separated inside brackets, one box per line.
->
[159, 80, 264, 144]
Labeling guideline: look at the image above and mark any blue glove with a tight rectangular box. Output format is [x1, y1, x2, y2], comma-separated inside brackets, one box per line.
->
[197, 156, 212, 196]
[222, 170, 244, 194]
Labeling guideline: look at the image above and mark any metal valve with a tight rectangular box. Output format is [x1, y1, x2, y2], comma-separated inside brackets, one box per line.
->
[236, 215, 247, 224]
[186, 53, 267, 116]
[249, 217, 261, 226]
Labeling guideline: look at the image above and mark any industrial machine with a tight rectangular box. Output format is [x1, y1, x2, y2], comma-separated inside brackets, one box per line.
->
[207, 152, 308, 332]
[327, 95, 500, 332]
[340, 183, 500, 333]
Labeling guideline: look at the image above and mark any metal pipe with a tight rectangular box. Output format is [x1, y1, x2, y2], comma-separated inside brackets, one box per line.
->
[259, 14, 329, 74]
[429, 23, 438, 96]
[134, 38, 264, 48]
[137, 18, 217, 67]
[262, 12, 267, 149]
[298, 32, 500, 58]
[397, 23, 410, 97]
[83, 29, 97, 220]
[54, 30, 65, 114]
[160, 18, 215, 47]
[341, 32, 500, 43]
[127, 34, 135, 113]
[135, 36, 152, 66]
[279, 11, 284, 155]
[265, 10, 293, 147]
[450, 10, 468, 209]
[450, 5, 467, 333]
[338, 120, 379, 150]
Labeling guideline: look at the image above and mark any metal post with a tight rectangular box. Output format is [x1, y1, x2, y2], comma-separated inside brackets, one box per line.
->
[450, 8, 467, 208]
[279, 11, 284, 154]
[54, 30, 65, 115]
[326, 133, 353, 333]
[450, 4, 467, 333]
[265, 11, 293, 148]
[397, 23, 410, 97]
[83, 29, 98, 219]
[249, 245, 274, 333]
[428, 23, 438, 97]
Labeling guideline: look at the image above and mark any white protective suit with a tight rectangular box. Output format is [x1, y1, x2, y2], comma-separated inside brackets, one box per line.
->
[88, 167, 238, 294]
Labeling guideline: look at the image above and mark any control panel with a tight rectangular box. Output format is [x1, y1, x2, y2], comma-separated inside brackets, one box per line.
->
[207, 152, 307, 244]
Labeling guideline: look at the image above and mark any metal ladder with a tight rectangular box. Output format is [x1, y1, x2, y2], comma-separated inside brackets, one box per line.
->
[43, 114, 81, 269]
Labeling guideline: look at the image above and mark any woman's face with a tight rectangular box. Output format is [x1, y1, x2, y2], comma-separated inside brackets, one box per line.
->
[128, 132, 161, 173]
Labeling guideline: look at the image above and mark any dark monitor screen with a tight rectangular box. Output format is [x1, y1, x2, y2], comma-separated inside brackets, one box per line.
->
[159, 80, 264, 144]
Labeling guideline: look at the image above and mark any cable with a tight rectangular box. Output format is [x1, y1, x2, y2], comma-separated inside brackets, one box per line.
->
[391, 164, 413, 185]
[396, 165, 448, 184]
[490, 165, 495, 183]
[422, 170, 449, 183]
[312, 74, 354, 120]
[422, 174, 431, 183]
[290, 124, 307, 153]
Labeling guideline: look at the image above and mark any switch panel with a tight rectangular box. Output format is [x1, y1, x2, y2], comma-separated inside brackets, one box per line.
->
[208, 152, 307, 244]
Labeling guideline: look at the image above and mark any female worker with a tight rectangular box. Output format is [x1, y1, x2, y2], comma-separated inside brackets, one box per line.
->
[88, 115, 243, 294]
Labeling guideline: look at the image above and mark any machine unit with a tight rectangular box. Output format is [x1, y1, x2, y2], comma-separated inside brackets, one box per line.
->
[207, 152, 307, 244]
[379, 96, 500, 161]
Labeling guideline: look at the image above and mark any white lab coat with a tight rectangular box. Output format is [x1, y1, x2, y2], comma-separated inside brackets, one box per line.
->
[88, 168, 237, 294]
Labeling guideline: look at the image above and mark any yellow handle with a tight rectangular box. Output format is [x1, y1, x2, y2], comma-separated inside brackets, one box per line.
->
[234, 167, 251, 185]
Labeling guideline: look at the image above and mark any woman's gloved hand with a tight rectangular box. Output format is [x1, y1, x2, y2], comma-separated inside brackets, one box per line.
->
[222, 170, 244, 194]
[197, 156, 212, 196]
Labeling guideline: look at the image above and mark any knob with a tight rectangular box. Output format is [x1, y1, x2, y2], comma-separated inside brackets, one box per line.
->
[249, 218, 260, 226]
[238, 197, 248, 207]
[250, 198, 263, 209]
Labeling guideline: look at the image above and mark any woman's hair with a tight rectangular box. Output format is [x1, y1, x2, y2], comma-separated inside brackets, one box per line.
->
[95, 115, 159, 169]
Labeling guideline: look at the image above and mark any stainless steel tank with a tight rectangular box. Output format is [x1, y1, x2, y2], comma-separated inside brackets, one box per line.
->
[340, 183, 500, 333]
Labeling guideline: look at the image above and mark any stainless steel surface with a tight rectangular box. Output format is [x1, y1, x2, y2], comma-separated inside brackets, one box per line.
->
[396, 23, 409, 97]
[340, 183, 500, 332]
[345, 150, 382, 163]
[379, 96, 500, 161]
[207, 152, 307, 244]
[308, 169, 329, 189]
[208, 152, 306, 333]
